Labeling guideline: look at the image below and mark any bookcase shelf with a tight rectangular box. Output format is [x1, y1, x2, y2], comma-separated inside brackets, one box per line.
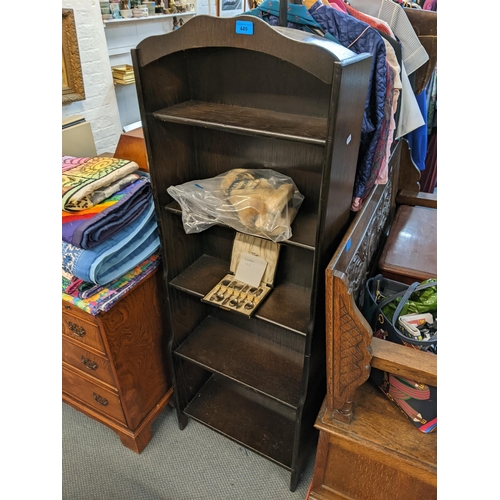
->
[133, 14, 371, 491]
[153, 100, 328, 145]
[164, 201, 318, 250]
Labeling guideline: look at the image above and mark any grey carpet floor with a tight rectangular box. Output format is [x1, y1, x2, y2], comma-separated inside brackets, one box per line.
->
[62, 403, 316, 500]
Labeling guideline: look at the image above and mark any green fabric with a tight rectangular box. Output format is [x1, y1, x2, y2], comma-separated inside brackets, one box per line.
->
[382, 279, 437, 321]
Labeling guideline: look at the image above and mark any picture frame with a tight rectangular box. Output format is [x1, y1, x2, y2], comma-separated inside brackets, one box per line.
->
[62, 8, 86, 105]
[218, 0, 245, 17]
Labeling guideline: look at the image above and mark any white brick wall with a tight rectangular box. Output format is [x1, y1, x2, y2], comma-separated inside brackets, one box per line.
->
[61, 0, 223, 155]
[62, 0, 122, 155]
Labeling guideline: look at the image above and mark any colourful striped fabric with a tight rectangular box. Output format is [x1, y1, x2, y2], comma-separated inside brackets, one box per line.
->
[62, 156, 139, 211]
[62, 175, 152, 249]
[62, 253, 161, 315]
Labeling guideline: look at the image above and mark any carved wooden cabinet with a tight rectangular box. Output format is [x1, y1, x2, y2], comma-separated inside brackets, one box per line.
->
[132, 15, 371, 490]
[62, 268, 173, 453]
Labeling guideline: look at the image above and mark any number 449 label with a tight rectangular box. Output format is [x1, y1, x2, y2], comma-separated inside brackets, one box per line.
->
[235, 20, 254, 35]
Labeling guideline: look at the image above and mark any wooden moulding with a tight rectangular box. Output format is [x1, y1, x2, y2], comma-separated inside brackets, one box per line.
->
[62, 8, 86, 105]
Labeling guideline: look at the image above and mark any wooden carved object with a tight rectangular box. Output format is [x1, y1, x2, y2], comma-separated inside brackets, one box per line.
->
[323, 143, 400, 424]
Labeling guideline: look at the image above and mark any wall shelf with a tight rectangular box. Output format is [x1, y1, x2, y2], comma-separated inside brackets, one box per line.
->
[104, 12, 196, 24]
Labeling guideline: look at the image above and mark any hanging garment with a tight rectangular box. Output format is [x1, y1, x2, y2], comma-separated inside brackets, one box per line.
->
[244, 1, 339, 42]
[419, 128, 437, 193]
[376, 38, 402, 185]
[348, 0, 429, 75]
[351, 57, 395, 211]
[426, 67, 437, 135]
[306, 0, 388, 201]
[328, 0, 348, 13]
[404, 89, 428, 171]
[394, 62, 425, 138]
[423, 0, 437, 11]
[345, 3, 393, 36]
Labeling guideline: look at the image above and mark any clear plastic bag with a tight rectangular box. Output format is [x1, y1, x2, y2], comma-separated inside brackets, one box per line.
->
[167, 168, 305, 242]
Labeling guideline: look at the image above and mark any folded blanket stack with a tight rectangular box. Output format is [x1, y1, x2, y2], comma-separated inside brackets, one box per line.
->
[62, 156, 161, 315]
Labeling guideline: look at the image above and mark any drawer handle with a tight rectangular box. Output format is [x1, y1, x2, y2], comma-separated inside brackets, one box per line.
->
[68, 322, 86, 337]
[92, 393, 108, 406]
[81, 356, 98, 371]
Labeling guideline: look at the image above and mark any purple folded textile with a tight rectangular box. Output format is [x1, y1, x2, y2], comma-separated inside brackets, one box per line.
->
[62, 177, 152, 249]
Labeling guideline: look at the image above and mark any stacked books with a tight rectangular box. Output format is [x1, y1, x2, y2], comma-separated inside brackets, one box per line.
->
[112, 64, 135, 85]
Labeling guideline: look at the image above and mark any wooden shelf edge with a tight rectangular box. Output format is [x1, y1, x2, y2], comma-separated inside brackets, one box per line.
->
[163, 202, 316, 251]
[168, 254, 311, 335]
[184, 375, 296, 470]
[174, 316, 303, 408]
[153, 101, 327, 146]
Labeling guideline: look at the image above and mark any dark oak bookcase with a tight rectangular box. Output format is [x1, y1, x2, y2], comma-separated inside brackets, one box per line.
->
[132, 15, 371, 491]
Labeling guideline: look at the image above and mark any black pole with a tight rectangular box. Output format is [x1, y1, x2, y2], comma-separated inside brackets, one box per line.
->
[279, 0, 287, 27]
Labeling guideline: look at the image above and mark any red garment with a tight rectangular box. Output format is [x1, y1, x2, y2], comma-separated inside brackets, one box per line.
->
[420, 130, 437, 193]
[345, 3, 392, 37]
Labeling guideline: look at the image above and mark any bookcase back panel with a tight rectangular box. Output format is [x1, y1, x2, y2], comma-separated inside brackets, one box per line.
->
[193, 128, 324, 211]
[185, 47, 331, 118]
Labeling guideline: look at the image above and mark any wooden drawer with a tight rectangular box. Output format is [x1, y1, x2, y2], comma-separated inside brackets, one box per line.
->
[63, 365, 126, 425]
[62, 338, 116, 388]
[62, 301, 99, 323]
[62, 312, 106, 354]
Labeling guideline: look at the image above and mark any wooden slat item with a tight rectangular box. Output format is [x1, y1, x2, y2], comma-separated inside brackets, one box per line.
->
[153, 101, 328, 145]
[164, 201, 318, 250]
[175, 316, 303, 407]
[378, 205, 437, 285]
[170, 254, 311, 335]
[185, 374, 296, 469]
[370, 337, 437, 388]
[396, 190, 437, 208]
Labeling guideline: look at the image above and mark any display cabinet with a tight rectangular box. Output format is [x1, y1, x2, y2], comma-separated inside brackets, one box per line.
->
[132, 15, 371, 490]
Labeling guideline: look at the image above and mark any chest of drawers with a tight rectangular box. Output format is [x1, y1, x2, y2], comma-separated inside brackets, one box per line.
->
[62, 268, 173, 453]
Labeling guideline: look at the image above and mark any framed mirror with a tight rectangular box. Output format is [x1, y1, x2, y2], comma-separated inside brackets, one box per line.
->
[62, 8, 86, 105]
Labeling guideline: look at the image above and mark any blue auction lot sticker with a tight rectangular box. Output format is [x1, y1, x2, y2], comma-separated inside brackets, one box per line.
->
[235, 20, 254, 35]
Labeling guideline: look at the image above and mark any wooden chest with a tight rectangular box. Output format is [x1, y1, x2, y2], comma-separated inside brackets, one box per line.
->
[62, 268, 173, 453]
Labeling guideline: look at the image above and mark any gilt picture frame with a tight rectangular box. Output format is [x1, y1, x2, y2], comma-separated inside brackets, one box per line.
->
[62, 8, 86, 105]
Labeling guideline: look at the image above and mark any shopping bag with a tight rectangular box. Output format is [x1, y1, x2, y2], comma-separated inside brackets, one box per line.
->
[363, 274, 437, 433]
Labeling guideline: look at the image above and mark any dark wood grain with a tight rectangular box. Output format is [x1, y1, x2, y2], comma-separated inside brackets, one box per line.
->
[184, 374, 296, 469]
[154, 101, 327, 144]
[133, 15, 372, 491]
[169, 254, 311, 334]
[164, 201, 317, 251]
[175, 316, 303, 407]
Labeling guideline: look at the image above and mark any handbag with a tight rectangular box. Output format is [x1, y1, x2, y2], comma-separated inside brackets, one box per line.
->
[363, 274, 437, 433]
